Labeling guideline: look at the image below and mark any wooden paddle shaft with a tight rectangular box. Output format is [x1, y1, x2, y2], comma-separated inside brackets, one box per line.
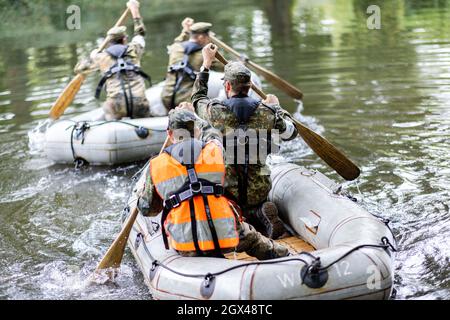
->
[98, 8, 131, 53]
[95, 206, 139, 270]
[210, 35, 303, 100]
[48, 7, 132, 120]
[95, 135, 169, 272]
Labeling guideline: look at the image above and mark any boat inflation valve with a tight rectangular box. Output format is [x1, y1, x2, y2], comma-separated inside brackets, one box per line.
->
[149, 261, 159, 281]
[121, 206, 131, 223]
[301, 258, 329, 289]
[135, 126, 149, 139]
[135, 233, 143, 249]
[200, 273, 216, 299]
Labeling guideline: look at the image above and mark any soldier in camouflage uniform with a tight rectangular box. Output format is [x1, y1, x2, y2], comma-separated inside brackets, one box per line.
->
[160, 18, 224, 110]
[191, 44, 298, 239]
[74, 0, 151, 120]
[136, 107, 290, 260]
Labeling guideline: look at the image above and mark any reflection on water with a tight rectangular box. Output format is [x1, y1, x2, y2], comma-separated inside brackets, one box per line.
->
[0, 0, 449, 299]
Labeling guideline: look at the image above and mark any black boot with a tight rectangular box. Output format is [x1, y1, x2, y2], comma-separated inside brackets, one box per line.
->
[255, 202, 286, 240]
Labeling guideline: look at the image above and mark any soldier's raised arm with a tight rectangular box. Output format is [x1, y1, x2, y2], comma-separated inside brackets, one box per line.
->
[173, 17, 194, 43]
[191, 43, 218, 120]
[127, 0, 146, 58]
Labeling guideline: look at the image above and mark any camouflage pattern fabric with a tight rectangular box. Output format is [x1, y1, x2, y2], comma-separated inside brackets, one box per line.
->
[161, 31, 223, 110]
[191, 71, 297, 211]
[103, 95, 150, 120]
[74, 18, 150, 119]
[177, 219, 289, 260]
[91, 41, 147, 101]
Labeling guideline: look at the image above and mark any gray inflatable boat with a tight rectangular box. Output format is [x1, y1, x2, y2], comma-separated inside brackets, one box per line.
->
[123, 163, 396, 300]
[43, 71, 261, 166]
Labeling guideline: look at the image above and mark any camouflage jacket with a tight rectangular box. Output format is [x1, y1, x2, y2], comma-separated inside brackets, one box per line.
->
[191, 71, 298, 209]
[75, 18, 147, 100]
[161, 30, 223, 109]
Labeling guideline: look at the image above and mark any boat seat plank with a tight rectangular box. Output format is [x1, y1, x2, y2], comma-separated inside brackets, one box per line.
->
[225, 236, 314, 261]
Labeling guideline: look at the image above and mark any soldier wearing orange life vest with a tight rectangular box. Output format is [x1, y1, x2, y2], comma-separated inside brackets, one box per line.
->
[137, 106, 290, 259]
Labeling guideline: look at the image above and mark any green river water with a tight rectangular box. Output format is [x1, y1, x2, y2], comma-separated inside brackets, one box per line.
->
[0, 0, 449, 299]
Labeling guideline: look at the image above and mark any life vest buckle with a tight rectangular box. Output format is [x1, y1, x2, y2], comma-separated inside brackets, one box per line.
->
[165, 194, 180, 209]
[190, 181, 203, 194]
[214, 184, 224, 197]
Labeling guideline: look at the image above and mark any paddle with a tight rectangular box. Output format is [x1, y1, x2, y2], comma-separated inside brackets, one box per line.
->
[94, 136, 170, 276]
[210, 35, 304, 101]
[49, 8, 131, 120]
[214, 50, 360, 181]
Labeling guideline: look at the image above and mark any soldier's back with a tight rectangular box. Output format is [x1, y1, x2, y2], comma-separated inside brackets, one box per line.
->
[162, 43, 204, 109]
[208, 101, 278, 133]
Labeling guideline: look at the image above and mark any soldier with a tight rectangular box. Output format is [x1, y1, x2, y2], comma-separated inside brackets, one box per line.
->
[136, 107, 289, 260]
[191, 44, 298, 240]
[75, 0, 152, 120]
[161, 18, 223, 110]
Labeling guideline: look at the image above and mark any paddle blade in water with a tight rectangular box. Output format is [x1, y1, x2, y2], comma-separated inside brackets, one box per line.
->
[95, 206, 139, 273]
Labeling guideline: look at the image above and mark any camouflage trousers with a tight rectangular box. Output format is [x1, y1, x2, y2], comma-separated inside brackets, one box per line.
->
[161, 77, 195, 110]
[178, 219, 289, 260]
[103, 95, 151, 120]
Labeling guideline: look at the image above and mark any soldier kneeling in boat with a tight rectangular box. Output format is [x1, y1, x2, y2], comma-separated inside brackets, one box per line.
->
[74, 0, 152, 120]
[191, 44, 298, 240]
[160, 18, 223, 110]
[137, 108, 289, 259]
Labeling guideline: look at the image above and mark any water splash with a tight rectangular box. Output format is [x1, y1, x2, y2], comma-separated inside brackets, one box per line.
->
[28, 119, 53, 155]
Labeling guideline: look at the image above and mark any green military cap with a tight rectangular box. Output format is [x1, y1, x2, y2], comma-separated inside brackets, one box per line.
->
[223, 61, 252, 84]
[107, 26, 127, 41]
[190, 22, 212, 34]
[168, 109, 205, 130]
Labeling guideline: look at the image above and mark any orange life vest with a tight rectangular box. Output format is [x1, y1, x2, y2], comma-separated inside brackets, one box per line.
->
[150, 139, 239, 255]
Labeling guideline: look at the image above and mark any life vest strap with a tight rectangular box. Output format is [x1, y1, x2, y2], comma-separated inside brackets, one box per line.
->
[167, 41, 203, 109]
[95, 46, 152, 102]
[95, 62, 152, 100]
[163, 181, 224, 211]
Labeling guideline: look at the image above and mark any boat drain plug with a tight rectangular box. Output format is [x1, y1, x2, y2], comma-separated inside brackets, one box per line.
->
[200, 273, 216, 299]
[300, 258, 329, 289]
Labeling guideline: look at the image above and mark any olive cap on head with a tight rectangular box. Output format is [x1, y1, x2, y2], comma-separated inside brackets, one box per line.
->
[190, 22, 212, 34]
[107, 26, 127, 41]
[168, 109, 205, 130]
[223, 61, 252, 84]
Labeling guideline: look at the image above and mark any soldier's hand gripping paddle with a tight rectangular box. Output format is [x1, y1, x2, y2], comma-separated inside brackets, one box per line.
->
[49, 8, 131, 120]
[210, 35, 303, 100]
[93, 136, 170, 280]
[214, 49, 360, 181]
